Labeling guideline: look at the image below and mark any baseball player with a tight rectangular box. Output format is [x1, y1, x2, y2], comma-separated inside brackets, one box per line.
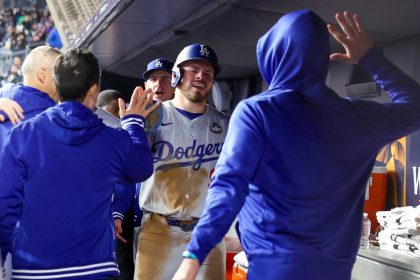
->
[111, 59, 176, 280]
[143, 58, 175, 102]
[173, 10, 420, 280]
[134, 44, 229, 280]
[132, 58, 176, 261]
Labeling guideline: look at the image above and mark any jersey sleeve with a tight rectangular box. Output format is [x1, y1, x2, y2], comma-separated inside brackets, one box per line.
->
[186, 101, 265, 264]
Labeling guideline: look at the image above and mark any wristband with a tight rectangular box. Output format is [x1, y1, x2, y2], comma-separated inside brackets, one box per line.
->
[182, 250, 198, 260]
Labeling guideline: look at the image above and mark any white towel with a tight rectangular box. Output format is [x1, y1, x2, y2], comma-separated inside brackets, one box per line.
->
[378, 230, 420, 248]
[376, 205, 420, 233]
[384, 221, 420, 231]
[379, 241, 420, 258]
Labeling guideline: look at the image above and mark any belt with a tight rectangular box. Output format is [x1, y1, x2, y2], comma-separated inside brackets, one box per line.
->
[153, 213, 199, 232]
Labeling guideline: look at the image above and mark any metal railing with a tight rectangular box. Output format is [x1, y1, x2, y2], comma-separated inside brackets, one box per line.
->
[46, 0, 104, 49]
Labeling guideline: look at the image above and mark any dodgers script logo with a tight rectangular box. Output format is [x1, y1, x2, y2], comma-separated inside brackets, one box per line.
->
[152, 140, 223, 171]
[200, 45, 210, 57]
[155, 59, 163, 68]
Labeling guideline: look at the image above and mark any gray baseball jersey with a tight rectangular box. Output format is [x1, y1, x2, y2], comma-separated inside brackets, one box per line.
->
[139, 100, 229, 220]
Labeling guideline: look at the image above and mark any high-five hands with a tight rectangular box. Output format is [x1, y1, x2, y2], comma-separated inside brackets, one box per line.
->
[119, 86, 161, 119]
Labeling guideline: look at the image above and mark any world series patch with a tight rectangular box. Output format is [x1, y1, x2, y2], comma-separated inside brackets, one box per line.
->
[210, 122, 222, 134]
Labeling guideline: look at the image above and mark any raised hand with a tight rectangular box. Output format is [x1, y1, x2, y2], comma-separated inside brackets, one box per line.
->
[118, 86, 161, 119]
[328, 11, 374, 64]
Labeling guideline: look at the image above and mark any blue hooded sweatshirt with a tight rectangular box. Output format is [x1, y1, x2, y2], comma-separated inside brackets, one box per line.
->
[186, 10, 420, 280]
[0, 83, 55, 143]
[0, 101, 153, 279]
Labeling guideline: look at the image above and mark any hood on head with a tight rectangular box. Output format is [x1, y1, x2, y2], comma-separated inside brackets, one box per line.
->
[257, 10, 330, 89]
[39, 102, 104, 145]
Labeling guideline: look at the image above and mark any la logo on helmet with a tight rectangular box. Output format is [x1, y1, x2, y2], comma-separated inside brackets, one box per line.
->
[155, 60, 163, 68]
[200, 45, 210, 57]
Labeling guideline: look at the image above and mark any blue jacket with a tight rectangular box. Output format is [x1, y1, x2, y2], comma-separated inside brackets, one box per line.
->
[0, 102, 153, 279]
[47, 27, 63, 49]
[0, 83, 55, 143]
[94, 107, 137, 222]
[186, 10, 420, 279]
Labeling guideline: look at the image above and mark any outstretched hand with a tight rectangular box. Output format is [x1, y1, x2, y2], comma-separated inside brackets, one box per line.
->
[118, 86, 161, 119]
[0, 98, 24, 125]
[328, 11, 374, 64]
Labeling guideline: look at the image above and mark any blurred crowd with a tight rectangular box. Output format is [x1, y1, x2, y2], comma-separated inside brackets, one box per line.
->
[0, 5, 59, 89]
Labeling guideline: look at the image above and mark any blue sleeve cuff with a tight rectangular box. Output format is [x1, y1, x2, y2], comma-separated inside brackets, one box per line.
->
[112, 197, 131, 216]
[182, 250, 198, 261]
[121, 114, 146, 129]
[113, 211, 124, 221]
[185, 243, 208, 265]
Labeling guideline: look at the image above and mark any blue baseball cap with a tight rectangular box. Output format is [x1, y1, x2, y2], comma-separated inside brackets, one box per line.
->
[143, 58, 174, 80]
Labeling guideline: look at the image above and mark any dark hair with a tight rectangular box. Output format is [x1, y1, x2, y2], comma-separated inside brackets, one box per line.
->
[96, 89, 121, 107]
[53, 48, 100, 102]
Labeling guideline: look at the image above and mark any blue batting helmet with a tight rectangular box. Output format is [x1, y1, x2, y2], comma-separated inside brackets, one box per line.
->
[171, 43, 220, 87]
[143, 58, 174, 80]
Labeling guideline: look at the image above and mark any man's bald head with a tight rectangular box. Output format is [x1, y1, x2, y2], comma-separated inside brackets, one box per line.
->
[22, 46, 61, 77]
[22, 46, 61, 102]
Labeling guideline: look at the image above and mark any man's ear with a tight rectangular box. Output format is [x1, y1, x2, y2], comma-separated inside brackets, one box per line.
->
[88, 83, 99, 100]
[37, 69, 46, 83]
[83, 83, 100, 110]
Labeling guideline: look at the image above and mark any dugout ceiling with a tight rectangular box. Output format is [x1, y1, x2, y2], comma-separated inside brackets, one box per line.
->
[72, 0, 420, 80]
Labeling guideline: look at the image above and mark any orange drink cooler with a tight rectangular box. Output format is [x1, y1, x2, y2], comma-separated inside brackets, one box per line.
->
[232, 263, 247, 280]
[226, 251, 237, 280]
[231, 251, 248, 280]
[364, 166, 388, 232]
